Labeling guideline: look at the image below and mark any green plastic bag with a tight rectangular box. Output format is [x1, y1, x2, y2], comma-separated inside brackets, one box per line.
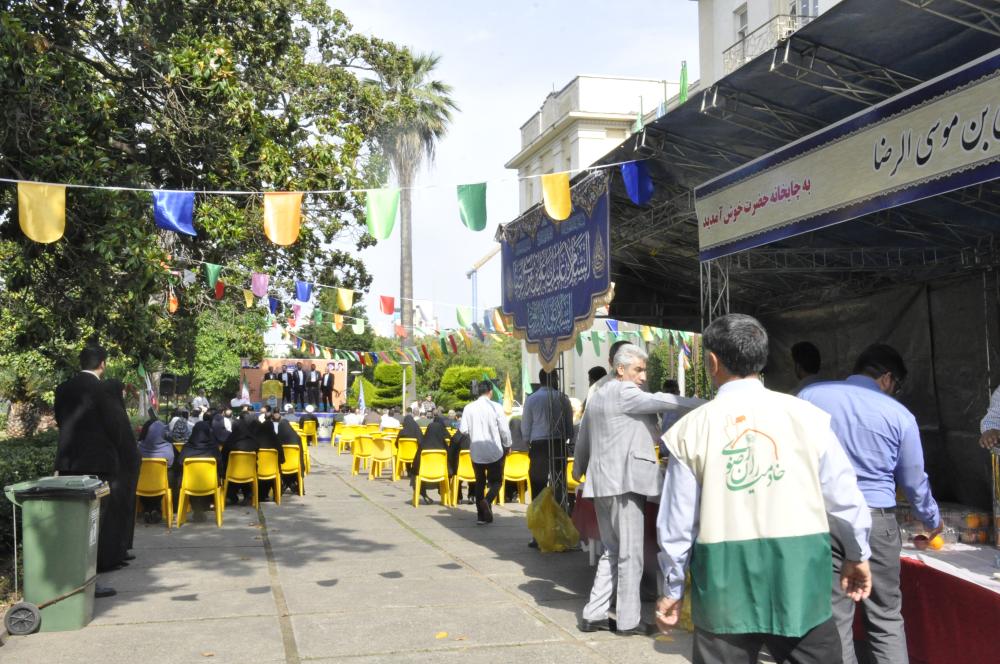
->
[525, 487, 580, 552]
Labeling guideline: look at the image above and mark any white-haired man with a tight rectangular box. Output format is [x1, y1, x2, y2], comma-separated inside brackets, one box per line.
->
[573, 343, 702, 636]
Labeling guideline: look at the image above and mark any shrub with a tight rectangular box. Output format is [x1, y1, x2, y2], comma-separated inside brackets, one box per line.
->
[371, 364, 413, 409]
[438, 366, 496, 410]
[0, 431, 58, 555]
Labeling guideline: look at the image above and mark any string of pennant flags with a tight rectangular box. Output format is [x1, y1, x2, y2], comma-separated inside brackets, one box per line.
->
[6, 157, 656, 245]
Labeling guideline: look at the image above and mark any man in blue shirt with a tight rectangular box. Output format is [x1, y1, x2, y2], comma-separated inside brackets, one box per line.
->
[799, 344, 941, 664]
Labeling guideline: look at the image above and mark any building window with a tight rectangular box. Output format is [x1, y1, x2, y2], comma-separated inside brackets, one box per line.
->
[790, 0, 818, 16]
[735, 4, 748, 41]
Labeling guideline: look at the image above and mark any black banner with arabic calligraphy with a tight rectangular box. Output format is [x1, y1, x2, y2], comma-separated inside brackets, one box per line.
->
[498, 172, 611, 370]
[694, 47, 1000, 260]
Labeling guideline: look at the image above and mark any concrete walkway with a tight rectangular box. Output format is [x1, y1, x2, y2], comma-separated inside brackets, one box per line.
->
[1, 446, 693, 663]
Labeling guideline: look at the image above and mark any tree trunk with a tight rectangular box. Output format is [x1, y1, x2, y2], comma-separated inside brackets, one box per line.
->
[399, 170, 414, 347]
[5, 400, 41, 438]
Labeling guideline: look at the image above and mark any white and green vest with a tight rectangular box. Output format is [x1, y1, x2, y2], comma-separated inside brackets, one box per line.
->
[665, 384, 834, 637]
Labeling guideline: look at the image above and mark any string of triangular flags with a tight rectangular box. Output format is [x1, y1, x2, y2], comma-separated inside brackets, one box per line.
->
[8, 158, 657, 245]
[575, 320, 695, 366]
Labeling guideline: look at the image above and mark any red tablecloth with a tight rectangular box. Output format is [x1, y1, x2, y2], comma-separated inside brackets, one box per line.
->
[576, 496, 1000, 663]
[885, 557, 1000, 664]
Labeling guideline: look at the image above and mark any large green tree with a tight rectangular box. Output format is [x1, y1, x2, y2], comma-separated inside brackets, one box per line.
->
[0, 1, 422, 434]
[378, 54, 458, 343]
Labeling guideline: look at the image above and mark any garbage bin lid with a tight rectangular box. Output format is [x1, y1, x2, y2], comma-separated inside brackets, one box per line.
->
[5, 475, 110, 503]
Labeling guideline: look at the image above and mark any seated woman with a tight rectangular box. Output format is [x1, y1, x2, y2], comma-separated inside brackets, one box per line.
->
[412, 413, 451, 505]
[175, 409, 224, 521]
[168, 408, 192, 443]
[137, 414, 177, 524]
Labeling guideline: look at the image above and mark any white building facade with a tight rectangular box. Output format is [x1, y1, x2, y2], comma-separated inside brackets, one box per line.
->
[695, 0, 841, 88]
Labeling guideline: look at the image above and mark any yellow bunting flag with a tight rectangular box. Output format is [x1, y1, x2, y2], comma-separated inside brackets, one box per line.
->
[336, 288, 354, 312]
[540, 173, 571, 221]
[334, 314, 344, 331]
[492, 308, 507, 334]
[503, 374, 513, 416]
[640, 325, 654, 342]
[18, 182, 66, 243]
[243, 289, 254, 309]
[460, 329, 473, 351]
[263, 192, 302, 246]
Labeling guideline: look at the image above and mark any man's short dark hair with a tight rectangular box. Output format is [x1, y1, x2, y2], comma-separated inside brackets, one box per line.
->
[588, 366, 607, 384]
[702, 314, 769, 377]
[607, 339, 629, 366]
[791, 341, 821, 375]
[79, 345, 107, 371]
[662, 379, 680, 395]
[538, 369, 559, 390]
[853, 344, 907, 382]
[476, 380, 493, 396]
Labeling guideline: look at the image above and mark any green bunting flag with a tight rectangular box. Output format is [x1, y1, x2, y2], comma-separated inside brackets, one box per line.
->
[456, 306, 472, 328]
[679, 60, 689, 104]
[521, 362, 533, 398]
[351, 319, 365, 334]
[312, 308, 323, 323]
[457, 183, 487, 231]
[365, 188, 400, 240]
[576, 334, 584, 356]
[204, 263, 222, 288]
[591, 330, 602, 356]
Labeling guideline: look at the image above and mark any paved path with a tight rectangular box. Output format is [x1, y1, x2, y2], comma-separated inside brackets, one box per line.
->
[2, 446, 693, 663]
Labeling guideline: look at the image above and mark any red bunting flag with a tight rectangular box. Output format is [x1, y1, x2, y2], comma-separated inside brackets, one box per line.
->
[380, 295, 395, 315]
[421, 344, 430, 361]
[214, 280, 225, 300]
[448, 334, 458, 354]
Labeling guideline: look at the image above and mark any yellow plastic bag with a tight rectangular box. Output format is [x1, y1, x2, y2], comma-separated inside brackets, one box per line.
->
[525, 487, 580, 552]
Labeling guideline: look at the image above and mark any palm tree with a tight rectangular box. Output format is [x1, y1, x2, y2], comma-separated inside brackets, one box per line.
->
[380, 53, 458, 343]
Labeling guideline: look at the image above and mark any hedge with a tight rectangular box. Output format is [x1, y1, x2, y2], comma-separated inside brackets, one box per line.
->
[0, 430, 58, 554]
[437, 366, 496, 410]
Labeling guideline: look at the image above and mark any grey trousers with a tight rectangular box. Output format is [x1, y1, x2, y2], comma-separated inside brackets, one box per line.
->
[582, 492, 645, 630]
[831, 510, 908, 664]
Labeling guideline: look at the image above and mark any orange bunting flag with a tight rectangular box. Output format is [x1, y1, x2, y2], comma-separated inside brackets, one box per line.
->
[334, 314, 344, 331]
[540, 172, 572, 221]
[168, 289, 179, 314]
[263, 192, 302, 246]
[18, 182, 66, 243]
[395, 324, 407, 338]
[460, 329, 473, 350]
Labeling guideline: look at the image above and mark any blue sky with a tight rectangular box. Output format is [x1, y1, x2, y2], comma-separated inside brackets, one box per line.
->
[332, 1, 700, 334]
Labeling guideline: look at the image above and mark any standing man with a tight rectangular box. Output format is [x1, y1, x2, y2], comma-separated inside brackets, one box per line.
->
[292, 361, 307, 410]
[978, 385, 1000, 449]
[53, 345, 124, 596]
[321, 364, 337, 413]
[800, 344, 941, 664]
[191, 389, 209, 413]
[792, 341, 823, 394]
[656, 314, 873, 662]
[306, 363, 321, 409]
[573, 343, 701, 636]
[281, 365, 293, 407]
[263, 364, 279, 382]
[521, 369, 574, 508]
[460, 381, 512, 525]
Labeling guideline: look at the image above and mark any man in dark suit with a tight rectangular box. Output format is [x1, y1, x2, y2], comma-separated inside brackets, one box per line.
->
[281, 365, 293, 405]
[53, 345, 123, 596]
[263, 365, 279, 382]
[292, 361, 307, 410]
[306, 363, 320, 408]
[321, 366, 337, 412]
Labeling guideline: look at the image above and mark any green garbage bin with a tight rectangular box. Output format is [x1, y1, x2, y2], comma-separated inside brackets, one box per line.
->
[4, 475, 110, 633]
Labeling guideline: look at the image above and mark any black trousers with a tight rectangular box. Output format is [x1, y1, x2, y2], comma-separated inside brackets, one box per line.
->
[321, 389, 333, 412]
[306, 384, 319, 406]
[473, 457, 504, 510]
[293, 386, 306, 407]
[693, 616, 841, 664]
[94, 472, 127, 572]
[528, 438, 566, 504]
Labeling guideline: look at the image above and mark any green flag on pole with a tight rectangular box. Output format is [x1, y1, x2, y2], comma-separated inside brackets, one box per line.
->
[457, 183, 487, 231]
[365, 188, 400, 240]
[679, 60, 689, 104]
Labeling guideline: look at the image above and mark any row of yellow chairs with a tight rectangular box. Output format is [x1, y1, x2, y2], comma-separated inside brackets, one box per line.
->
[135, 444, 308, 528]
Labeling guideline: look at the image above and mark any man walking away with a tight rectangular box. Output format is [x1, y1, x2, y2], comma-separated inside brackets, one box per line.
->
[657, 314, 873, 663]
[460, 382, 512, 525]
[574, 343, 701, 636]
[799, 344, 940, 664]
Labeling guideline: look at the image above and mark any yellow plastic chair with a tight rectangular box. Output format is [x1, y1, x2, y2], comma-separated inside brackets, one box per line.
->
[135, 458, 173, 529]
[301, 440, 311, 475]
[566, 457, 585, 494]
[413, 449, 451, 507]
[368, 437, 397, 481]
[365, 423, 381, 436]
[394, 437, 419, 478]
[500, 451, 531, 505]
[351, 435, 373, 476]
[338, 424, 358, 455]
[280, 445, 304, 496]
[257, 448, 282, 506]
[332, 421, 343, 444]
[300, 420, 318, 446]
[176, 458, 222, 527]
[450, 450, 477, 506]
[222, 451, 258, 508]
